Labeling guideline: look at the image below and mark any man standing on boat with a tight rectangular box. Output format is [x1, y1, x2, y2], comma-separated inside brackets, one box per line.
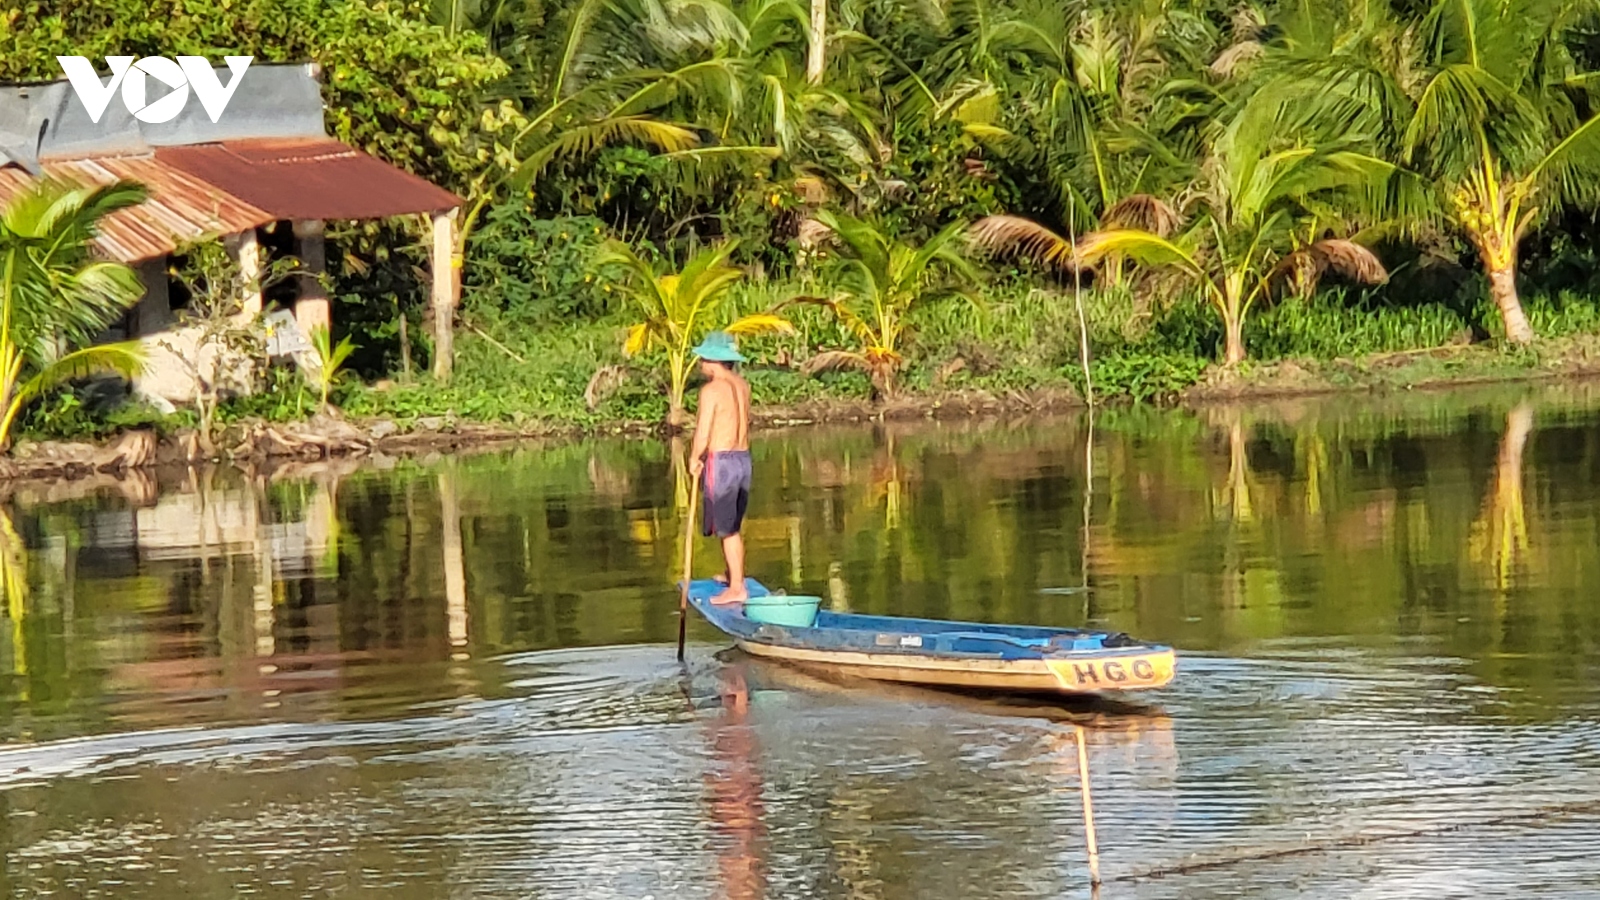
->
[688, 331, 753, 605]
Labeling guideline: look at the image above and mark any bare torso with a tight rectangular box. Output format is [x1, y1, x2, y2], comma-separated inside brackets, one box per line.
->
[698, 372, 750, 452]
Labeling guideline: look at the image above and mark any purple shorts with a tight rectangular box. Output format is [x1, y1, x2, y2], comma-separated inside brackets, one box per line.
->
[701, 450, 751, 537]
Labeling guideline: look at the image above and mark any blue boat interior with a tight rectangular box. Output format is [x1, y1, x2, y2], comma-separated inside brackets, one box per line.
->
[684, 578, 1158, 659]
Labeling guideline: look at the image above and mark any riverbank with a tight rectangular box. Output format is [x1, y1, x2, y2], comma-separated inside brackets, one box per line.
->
[3, 386, 1083, 482]
[8, 332, 1600, 485]
[1184, 331, 1600, 401]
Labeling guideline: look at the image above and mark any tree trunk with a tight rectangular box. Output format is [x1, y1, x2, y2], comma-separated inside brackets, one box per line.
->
[1488, 260, 1534, 345]
[668, 358, 691, 430]
[1223, 314, 1246, 366]
[1219, 272, 1247, 367]
[807, 0, 826, 83]
[870, 364, 893, 402]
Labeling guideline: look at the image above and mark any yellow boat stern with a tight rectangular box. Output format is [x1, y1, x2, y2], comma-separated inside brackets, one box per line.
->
[1044, 648, 1176, 692]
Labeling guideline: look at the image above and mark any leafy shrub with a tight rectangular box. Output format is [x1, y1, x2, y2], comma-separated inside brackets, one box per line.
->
[1246, 293, 1469, 359]
[1516, 291, 1600, 338]
[18, 389, 177, 441]
[1081, 353, 1210, 404]
[465, 206, 612, 322]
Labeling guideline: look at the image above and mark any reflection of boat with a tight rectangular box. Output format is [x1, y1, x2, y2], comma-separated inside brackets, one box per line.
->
[688, 579, 1176, 695]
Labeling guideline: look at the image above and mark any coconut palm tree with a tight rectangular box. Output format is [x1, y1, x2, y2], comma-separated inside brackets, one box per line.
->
[1256, 0, 1600, 344]
[596, 240, 792, 426]
[799, 210, 979, 396]
[928, 0, 1208, 290]
[456, 0, 774, 266]
[973, 78, 1395, 365]
[0, 181, 147, 452]
[1399, 0, 1600, 344]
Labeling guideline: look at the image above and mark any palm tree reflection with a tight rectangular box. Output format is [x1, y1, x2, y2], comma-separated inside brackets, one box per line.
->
[1469, 401, 1535, 590]
[1, 504, 27, 683]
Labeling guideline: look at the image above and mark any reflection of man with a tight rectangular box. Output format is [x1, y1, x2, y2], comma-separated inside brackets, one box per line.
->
[687, 331, 753, 605]
[707, 667, 767, 900]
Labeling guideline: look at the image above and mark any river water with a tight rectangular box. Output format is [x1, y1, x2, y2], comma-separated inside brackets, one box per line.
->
[3, 384, 1600, 898]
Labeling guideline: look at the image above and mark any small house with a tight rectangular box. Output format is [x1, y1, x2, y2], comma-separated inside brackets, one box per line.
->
[0, 61, 463, 407]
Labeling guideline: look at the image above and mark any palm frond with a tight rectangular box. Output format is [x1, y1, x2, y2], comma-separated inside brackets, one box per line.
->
[784, 294, 875, 343]
[812, 210, 891, 277]
[800, 349, 870, 375]
[968, 215, 1079, 270]
[1100, 194, 1183, 236]
[552, 0, 605, 99]
[2, 180, 147, 243]
[1528, 110, 1600, 207]
[1267, 238, 1388, 296]
[510, 116, 699, 188]
[723, 312, 795, 336]
[912, 221, 981, 287]
[1074, 229, 1209, 280]
[1209, 40, 1265, 79]
[0, 182, 146, 354]
[14, 343, 145, 407]
[1403, 63, 1541, 175]
[1310, 238, 1388, 283]
[622, 322, 653, 356]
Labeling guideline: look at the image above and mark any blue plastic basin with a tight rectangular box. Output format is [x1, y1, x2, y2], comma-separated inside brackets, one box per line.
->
[744, 595, 821, 628]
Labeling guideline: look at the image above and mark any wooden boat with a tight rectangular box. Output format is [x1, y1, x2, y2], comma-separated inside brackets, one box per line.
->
[686, 579, 1176, 694]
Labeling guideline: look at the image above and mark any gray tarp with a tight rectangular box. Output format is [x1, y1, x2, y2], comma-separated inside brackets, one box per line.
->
[0, 61, 325, 173]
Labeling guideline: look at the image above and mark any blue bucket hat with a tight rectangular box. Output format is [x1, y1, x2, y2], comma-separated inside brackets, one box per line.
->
[692, 330, 747, 363]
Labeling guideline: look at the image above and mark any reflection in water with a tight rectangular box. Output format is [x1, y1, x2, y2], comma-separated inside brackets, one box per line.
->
[1, 506, 25, 688]
[705, 664, 768, 900]
[439, 462, 469, 659]
[1469, 401, 1534, 588]
[2, 385, 1600, 896]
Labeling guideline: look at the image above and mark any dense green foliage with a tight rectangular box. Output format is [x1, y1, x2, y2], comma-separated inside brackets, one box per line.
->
[11, 0, 1600, 438]
[0, 182, 148, 449]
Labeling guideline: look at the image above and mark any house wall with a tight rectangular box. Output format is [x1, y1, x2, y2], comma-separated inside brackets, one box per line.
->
[126, 239, 318, 409]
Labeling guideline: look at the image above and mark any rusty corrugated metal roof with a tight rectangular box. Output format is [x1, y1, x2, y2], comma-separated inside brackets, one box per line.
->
[0, 154, 274, 262]
[158, 138, 461, 221]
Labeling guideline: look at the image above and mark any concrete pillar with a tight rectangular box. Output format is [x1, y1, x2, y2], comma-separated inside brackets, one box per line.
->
[224, 229, 262, 317]
[293, 219, 330, 337]
[431, 209, 459, 381]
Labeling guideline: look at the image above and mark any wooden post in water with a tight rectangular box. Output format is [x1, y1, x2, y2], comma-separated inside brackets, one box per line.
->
[1075, 724, 1103, 887]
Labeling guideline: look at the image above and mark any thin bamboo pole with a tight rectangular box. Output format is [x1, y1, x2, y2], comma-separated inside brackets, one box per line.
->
[1070, 205, 1094, 408]
[677, 477, 701, 661]
[1075, 724, 1103, 886]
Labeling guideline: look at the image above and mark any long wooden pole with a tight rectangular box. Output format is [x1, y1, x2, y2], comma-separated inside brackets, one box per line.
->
[1070, 203, 1094, 408]
[677, 477, 701, 661]
[1075, 724, 1103, 886]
